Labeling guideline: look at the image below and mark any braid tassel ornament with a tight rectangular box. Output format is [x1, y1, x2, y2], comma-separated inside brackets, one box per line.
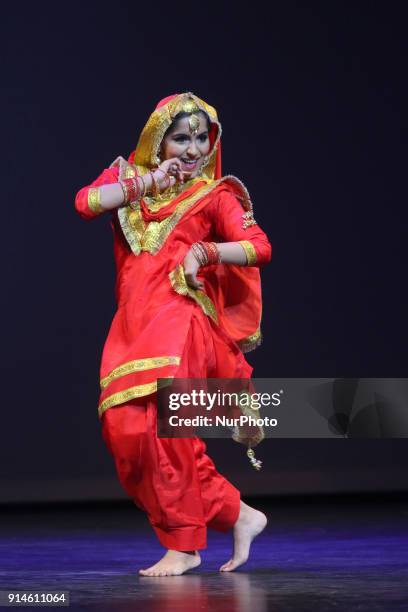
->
[247, 448, 263, 470]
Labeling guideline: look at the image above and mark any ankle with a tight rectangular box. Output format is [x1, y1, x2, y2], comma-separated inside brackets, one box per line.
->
[183, 550, 199, 556]
[169, 549, 198, 556]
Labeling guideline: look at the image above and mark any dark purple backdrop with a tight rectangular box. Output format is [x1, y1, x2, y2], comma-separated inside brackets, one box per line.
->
[1, 2, 407, 503]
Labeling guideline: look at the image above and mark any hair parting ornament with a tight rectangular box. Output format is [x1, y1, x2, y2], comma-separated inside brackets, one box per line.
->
[188, 113, 200, 135]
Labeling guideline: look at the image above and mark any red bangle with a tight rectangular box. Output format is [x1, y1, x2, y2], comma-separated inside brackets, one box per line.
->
[127, 178, 139, 202]
[120, 178, 140, 204]
[191, 242, 208, 267]
[206, 241, 221, 264]
[197, 241, 220, 265]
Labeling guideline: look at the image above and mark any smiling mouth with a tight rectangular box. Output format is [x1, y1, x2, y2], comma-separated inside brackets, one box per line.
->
[180, 158, 200, 171]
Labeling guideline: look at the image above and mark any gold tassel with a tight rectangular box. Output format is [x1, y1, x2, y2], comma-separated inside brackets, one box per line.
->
[247, 448, 262, 470]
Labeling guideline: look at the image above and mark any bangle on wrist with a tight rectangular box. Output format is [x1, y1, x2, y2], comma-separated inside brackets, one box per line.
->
[191, 241, 221, 267]
[149, 171, 159, 197]
[119, 177, 141, 206]
[155, 167, 171, 190]
[139, 174, 147, 198]
[206, 241, 221, 264]
[118, 179, 129, 205]
[129, 177, 141, 209]
[191, 243, 208, 267]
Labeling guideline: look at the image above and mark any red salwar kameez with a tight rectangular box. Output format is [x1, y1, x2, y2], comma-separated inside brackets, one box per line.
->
[74, 93, 272, 550]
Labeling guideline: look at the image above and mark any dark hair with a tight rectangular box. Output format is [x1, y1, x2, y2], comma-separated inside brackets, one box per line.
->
[163, 110, 211, 139]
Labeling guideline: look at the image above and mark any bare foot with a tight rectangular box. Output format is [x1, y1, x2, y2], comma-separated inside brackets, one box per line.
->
[139, 550, 201, 577]
[219, 501, 267, 572]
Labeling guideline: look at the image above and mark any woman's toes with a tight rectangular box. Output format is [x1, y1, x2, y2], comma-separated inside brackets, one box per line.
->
[220, 560, 233, 571]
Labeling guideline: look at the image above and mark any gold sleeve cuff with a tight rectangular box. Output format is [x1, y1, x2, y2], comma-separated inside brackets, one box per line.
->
[239, 240, 257, 266]
[88, 187, 104, 215]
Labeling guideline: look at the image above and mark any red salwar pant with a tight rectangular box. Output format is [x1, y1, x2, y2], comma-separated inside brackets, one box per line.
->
[101, 309, 245, 551]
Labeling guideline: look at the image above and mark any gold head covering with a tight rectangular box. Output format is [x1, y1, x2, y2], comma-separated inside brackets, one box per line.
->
[133, 92, 222, 181]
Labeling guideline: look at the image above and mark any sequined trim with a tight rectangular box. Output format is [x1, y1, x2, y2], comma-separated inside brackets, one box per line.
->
[118, 204, 143, 255]
[242, 210, 257, 229]
[239, 240, 257, 266]
[100, 356, 181, 390]
[237, 328, 262, 353]
[98, 380, 163, 417]
[169, 264, 218, 324]
[88, 187, 104, 214]
[124, 165, 136, 179]
[222, 175, 255, 216]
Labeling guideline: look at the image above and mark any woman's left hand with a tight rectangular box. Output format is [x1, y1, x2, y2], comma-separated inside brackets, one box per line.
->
[183, 249, 204, 290]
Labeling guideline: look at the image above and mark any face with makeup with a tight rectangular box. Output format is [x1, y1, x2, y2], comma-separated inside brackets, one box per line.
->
[161, 111, 211, 179]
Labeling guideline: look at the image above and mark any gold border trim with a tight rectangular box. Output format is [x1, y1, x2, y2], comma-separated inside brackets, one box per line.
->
[239, 240, 257, 266]
[237, 328, 262, 354]
[169, 264, 218, 324]
[88, 187, 104, 214]
[98, 380, 162, 417]
[118, 206, 142, 255]
[100, 356, 181, 390]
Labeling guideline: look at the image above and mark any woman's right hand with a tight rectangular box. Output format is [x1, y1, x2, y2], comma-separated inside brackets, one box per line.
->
[183, 248, 204, 290]
[153, 158, 184, 192]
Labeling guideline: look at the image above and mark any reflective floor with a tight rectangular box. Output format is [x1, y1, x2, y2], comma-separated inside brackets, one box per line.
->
[1, 495, 408, 611]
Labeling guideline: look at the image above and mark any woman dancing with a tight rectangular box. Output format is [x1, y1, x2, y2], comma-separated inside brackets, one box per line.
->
[75, 92, 272, 576]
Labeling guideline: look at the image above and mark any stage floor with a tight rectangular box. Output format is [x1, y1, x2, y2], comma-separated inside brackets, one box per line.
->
[1, 494, 407, 611]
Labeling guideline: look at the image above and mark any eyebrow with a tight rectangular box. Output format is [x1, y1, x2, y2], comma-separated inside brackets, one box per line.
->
[171, 130, 209, 137]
